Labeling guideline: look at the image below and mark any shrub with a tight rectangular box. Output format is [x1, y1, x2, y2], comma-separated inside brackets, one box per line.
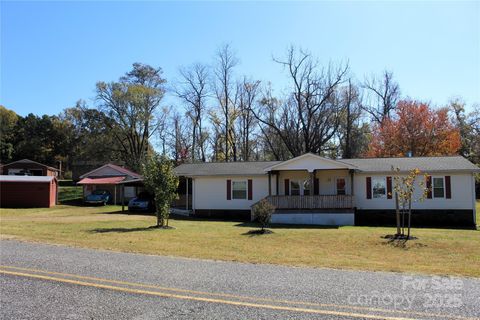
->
[253, 199, 275, 232]
[142, 153, 179, 228]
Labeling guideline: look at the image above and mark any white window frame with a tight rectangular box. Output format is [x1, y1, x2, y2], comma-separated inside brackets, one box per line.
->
[336, 177, 346, 195]
[372, 177, 387, 199]
[290, 180, 301, 196]
[231, 180, 248, 200]
[289, 179, 312, 196]
[432, 176, 445, 199]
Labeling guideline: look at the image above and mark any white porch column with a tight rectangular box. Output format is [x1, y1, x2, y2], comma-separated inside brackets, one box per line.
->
[310, 170, 315, 195]
[186, 177, 189, 210]
[349, 169, 354, 196]
[192, 178, 195, 214]
[268, 172, 272, 196]
[275, 172, 279, 195]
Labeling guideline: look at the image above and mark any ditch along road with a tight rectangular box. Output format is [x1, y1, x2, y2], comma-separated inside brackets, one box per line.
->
[0, 240, 479, 320]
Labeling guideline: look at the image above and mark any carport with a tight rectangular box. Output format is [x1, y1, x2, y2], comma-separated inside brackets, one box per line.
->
[77, 176, 125, 205]
[117, 178, 145, 212]
[77, 163, 142, 205]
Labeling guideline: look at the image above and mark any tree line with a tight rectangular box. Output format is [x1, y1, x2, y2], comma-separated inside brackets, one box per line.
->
[1, 45, 479, 176]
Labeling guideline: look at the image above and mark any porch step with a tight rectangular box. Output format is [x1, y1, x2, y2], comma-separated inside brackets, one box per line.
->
[170, 208, 192, 217]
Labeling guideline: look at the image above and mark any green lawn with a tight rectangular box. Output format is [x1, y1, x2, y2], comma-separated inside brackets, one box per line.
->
[58, 185, 83, 203]
[1, 200, 479, 277]
[477, 200, 480, 228]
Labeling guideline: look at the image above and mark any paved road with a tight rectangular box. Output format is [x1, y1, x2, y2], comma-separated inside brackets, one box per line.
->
[0, 240, 479, 320]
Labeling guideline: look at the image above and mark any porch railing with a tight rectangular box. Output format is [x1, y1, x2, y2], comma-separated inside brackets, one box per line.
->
[265, 195, 354, 210]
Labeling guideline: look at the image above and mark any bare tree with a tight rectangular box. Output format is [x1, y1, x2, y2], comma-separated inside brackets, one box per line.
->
[175, 63, 210, 162]
[156, 106, 171, 156]
[337, 79, 369, 158]
[237, 77, 261, 161]
[450, 98, 480, 166]
[251, 47, 349, 157]
[255, 84, 290, 160]
[213, 44, 238, 161]
[362, 70, 400, 124]
[168, 112, 191, 164]
[208, 109, 225, 161]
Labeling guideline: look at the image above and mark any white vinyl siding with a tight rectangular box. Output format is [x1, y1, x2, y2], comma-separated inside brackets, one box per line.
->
[354, 173, 473, 210]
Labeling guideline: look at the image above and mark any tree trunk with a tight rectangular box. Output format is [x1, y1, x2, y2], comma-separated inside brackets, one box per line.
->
[407, 199, 412, 239]
[395, 192, 401, 236]
[401, 209, 405, 236]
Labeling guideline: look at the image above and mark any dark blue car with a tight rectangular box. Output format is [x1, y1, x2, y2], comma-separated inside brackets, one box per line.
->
[84, 189, 111, 205]
[128, 192, 155, 212]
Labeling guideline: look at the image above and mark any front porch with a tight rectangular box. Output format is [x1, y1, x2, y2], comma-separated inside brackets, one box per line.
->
[256, 154, 357, 225]
[265, 194, 354, 210]
[262, 154, 357, 210]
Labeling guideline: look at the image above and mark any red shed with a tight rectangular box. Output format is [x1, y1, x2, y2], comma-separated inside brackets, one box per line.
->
[0, 175, 58, 208]
[0, 159, 60, 176]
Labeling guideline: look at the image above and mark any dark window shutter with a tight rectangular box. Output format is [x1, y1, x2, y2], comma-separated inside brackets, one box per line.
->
[248, 179, 253, 200]
[314, 178, 319, 195]
[386, 176, 392, 199]
[445, 176, 451, 199]
[226, 179, 231, 200]
[284, 179, 290, 196]
[426, 176, 432, 199]
[366, 177, 372, 199]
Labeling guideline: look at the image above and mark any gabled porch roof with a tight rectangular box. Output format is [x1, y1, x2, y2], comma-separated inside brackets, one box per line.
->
[263, 153, 356, 173]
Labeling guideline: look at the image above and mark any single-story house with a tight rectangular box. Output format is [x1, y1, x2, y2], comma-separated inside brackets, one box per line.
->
[77, 164, 142, 205]
[1, 159, 60, 176]
[174, 153, 479, 228]
[0, 175, 58, 208]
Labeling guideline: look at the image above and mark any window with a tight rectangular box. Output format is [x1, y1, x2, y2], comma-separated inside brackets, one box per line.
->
[290, 180, 300, 195]
[433, 177, 445, 198]
[29, 169, 43, 176]
[372, 177, 386, 198]
[336, 178, 346, 195]
[232, 181, 247, 199]
[303, 180, 310, 196]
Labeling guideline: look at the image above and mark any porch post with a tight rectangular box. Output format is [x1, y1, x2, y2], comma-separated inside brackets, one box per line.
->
[114, 185, 117, 205]
[121, 185, 125, 212]
[186, 177, 189, 210]
[192, 178, 195, 215]
[310, 170, 315, 195]
[275, 172, 279, 195]
[268, 172, 272, 196]
[349, 169, 354, 195]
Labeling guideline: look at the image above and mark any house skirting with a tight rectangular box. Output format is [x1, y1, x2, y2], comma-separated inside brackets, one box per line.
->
[355, 209, 475, 229]
[271, 211, 354, 226]
[194, 209, 251, 220]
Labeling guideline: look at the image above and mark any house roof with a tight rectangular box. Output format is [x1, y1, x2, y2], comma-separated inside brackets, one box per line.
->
[263, 153, 355, 172]
[338, 156, 480, 173]
[174, 155, 479, 176]
[174, 161, 282, 177]
[1, 159, 60, 171]
[0, 175, 55, 183]
[79, 163, 141, 179]
[77, 176, 126, 185]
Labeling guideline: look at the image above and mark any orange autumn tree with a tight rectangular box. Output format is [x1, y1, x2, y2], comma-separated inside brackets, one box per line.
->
[366, 100, 461, 157]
